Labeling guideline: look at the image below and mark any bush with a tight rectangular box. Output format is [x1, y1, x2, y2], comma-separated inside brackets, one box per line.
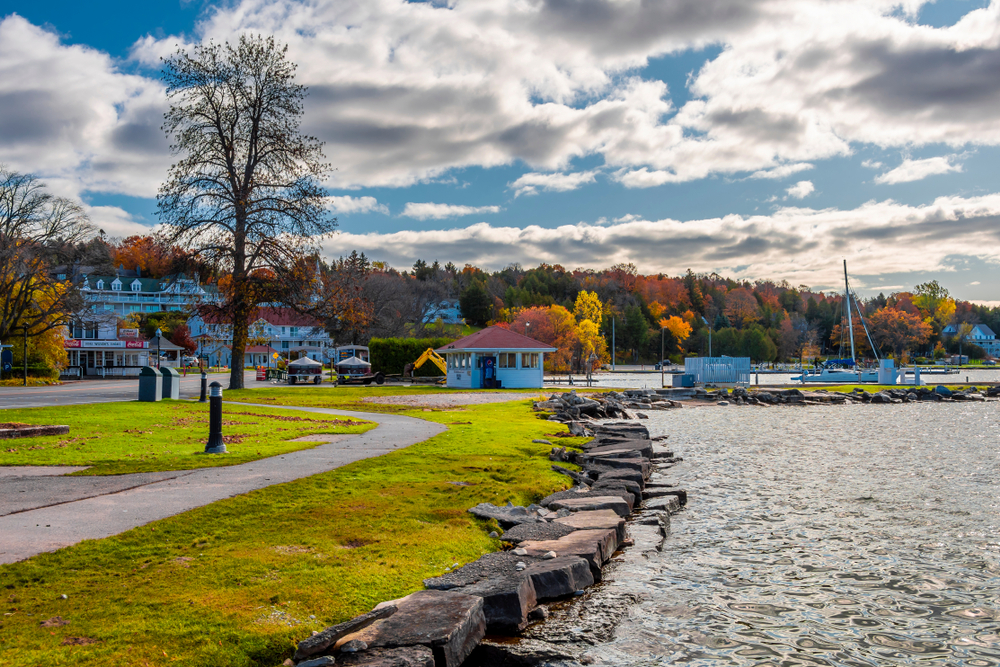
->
[369, 337, 455, 376]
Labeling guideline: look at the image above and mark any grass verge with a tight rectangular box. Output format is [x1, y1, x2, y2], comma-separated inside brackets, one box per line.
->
[0, 402, 373, 475]
[0, 397, 585, 667]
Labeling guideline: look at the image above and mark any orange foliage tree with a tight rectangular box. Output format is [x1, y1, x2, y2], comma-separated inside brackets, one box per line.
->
[867, 307, 933, 358]
[658, 315, 692, 352]
[724, 287, 761, 328]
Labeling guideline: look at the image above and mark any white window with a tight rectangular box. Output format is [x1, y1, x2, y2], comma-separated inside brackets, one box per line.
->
[131, 280, 141, 292]
[96, 279, 104, 290]
[499, 352, 517, 368]
[112, 279, 122, 290]
[521, 353, 539, 369]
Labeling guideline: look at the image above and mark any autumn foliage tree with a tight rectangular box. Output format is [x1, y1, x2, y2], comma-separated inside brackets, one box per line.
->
[157, 35, 335, 389]
[868, 307, 932, 359]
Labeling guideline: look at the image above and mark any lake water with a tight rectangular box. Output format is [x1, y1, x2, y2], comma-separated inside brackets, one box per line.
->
[544, 401, 1000, 666]
[559, 368, 1000, 390]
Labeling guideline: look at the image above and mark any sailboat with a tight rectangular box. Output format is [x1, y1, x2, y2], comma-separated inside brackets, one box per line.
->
[791, 260, 879, 383]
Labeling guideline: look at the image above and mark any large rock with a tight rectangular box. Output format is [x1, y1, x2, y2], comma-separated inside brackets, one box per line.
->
[519, 529, 618, 580]
[540, 487, 635, 512]
[522, 556, 595, 600]
[545, 495, 632, 518]
[424, 552, 524, 590]
[335, 590, 485, 667]
[500, 521, 577, 543]
[295, 606, 398, 661]
[337, 646, 435, 667]
[590, 478, 641, 504]
[450, 574, 537, 634]
[593, 468, 646, 487]
[468, 639, 581, 667]
[553, 509, 627, 543]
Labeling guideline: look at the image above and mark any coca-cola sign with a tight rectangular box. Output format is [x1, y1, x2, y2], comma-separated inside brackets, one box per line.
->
[125, 340, 147, 349]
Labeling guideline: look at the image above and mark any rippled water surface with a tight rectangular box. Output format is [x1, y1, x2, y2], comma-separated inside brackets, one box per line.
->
[591, 401, 1000, 666]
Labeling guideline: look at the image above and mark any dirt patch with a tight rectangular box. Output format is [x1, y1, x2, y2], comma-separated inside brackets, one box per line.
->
[40, 616, 69, 627]
[272, 545, 314, 555]
[363, 392, 532, 408]
[61, 636, 100, 646]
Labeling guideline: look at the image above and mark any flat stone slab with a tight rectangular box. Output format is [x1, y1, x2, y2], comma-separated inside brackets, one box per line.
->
[546, 495, 632, 518]
[540, 488, 634, 513]
[0, 424, 69, 439]
[522, 555, 594, 600]
[594, 468, 645, 486]
[337, 590, 485, 667]
[591, 478, 641, 504]
[554, 509, 626, 543]
[519, 529, 618, 581]
[468, 502, 545, 528]
[586, 456, 650, 477]
[642, 486, 687, 505]
[584, 441, 653, 459]
[295, 606, 397, 661]
[500, 521, 576, 543]
[451, 573, 537, 634]
[337, 646, 434, 667]
[645, 495, 681, 513]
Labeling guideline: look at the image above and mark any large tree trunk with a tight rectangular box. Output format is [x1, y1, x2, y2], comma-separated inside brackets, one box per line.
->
[228, 265, 251, 390]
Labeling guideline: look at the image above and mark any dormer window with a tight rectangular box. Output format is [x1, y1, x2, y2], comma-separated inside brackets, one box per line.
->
[131, 279, 142, 292]
[112, 279, 122, 291]
[96, 279, 104, 290]
[81, 277, 90, 290]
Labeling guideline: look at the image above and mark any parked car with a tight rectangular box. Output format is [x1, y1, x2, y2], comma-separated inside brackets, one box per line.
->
[182, 356, 200, 366]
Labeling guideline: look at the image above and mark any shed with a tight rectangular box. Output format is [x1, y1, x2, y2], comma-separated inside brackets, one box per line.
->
[436, 326, 556, 389]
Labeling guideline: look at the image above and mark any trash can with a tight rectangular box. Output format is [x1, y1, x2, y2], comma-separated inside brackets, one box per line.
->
[138, 366, 162, 402]
[161, 367, 181, 400]
[672, 373, 695, 388]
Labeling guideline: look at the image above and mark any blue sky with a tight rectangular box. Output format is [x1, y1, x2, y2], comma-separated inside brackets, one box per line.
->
[1, 0, 999, 302]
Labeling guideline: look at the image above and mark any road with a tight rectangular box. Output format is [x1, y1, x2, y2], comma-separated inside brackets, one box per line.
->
[0, 370, 254, 409]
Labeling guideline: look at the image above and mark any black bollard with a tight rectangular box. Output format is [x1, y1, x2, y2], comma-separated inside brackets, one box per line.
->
[199, 372, 208, 403]
[205, 381, 227, 454]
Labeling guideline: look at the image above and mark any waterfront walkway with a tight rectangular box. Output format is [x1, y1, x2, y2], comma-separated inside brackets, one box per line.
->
[0, 404, 444, 565]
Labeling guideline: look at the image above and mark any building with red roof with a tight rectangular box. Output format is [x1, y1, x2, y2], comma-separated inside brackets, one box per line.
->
[436, 326, 555, 389]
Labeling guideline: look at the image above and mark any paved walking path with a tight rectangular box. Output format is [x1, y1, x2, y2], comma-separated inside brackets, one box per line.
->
[0, 404, 445, 565]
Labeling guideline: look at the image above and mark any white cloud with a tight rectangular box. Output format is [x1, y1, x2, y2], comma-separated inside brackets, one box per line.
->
[785, 180, 815, 199]
[328, 195, 389, 215]
[401, 202, 502, 220]
[874, 155, 964, 184]
[85, 205, 156, 239]
[4, 1, 1000, 198]
[325, 192, 1000, 290]
[508, 171, 599, 196]
[861, 159, 884, 169]
[748, 163, 814, 180]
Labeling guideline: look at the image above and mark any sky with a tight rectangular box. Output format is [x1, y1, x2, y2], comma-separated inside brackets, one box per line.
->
[1, 0, 999, 302]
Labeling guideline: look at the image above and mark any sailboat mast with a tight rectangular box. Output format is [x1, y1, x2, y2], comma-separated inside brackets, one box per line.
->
[844, 259, 856, 363]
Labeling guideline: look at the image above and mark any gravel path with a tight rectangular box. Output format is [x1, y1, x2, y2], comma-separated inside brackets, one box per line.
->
[362, 392, 539, 407]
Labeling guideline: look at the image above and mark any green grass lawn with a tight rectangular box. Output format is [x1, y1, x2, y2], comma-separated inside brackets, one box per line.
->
[0, 397, 585, 667]
[0, 402, 374, 475]
[224, 385, 558, 413]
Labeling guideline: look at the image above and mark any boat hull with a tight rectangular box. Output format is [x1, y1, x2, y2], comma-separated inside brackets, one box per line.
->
[791, 369, 879, 383]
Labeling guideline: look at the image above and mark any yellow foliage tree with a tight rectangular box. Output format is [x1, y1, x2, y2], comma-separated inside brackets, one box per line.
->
[647, 301, 666, 321]
[576, 319, 610, 371]
[658, 315, 692, 352]
[574, 290, 603, 324]
[6, 279, 69, 380]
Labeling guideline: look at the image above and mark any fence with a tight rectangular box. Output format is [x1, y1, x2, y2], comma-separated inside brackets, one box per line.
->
[684, 356, 752, 386]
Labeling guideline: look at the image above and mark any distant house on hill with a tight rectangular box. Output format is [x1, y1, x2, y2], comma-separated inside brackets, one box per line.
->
[436, 326, 555, 389]
[942, 323, 1000, 357]
[188, 307, 331, 366]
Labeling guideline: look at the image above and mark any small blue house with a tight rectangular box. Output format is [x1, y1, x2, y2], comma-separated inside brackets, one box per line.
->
[437, 326, 556, 389]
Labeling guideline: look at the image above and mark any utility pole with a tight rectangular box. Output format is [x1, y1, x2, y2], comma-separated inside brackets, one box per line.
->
[660, 326, 665, 388]
[612, 318, 616, 371]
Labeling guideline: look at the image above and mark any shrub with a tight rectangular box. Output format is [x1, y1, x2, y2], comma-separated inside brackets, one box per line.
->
[369, 337, 455, 376]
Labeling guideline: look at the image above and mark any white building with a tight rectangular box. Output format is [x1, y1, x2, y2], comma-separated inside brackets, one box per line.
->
[188, 307, 332, 366]
[942, 323, 1000, 358]
[73, 268, 217, 317]
[437, 326, 555, 389]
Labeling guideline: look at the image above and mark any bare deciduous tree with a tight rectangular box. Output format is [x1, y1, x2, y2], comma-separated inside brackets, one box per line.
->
[157, 35, 335, 389]
[0, 167, 92, 341]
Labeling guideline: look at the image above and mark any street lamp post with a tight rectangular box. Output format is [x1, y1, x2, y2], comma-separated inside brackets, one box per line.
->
[701, 316, 712, 357]
[525, 321, 530, 337]
[155, 328, 162, 369]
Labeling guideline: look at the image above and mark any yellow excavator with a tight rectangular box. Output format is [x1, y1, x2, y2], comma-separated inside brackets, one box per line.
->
[407, 348, 447, 377]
